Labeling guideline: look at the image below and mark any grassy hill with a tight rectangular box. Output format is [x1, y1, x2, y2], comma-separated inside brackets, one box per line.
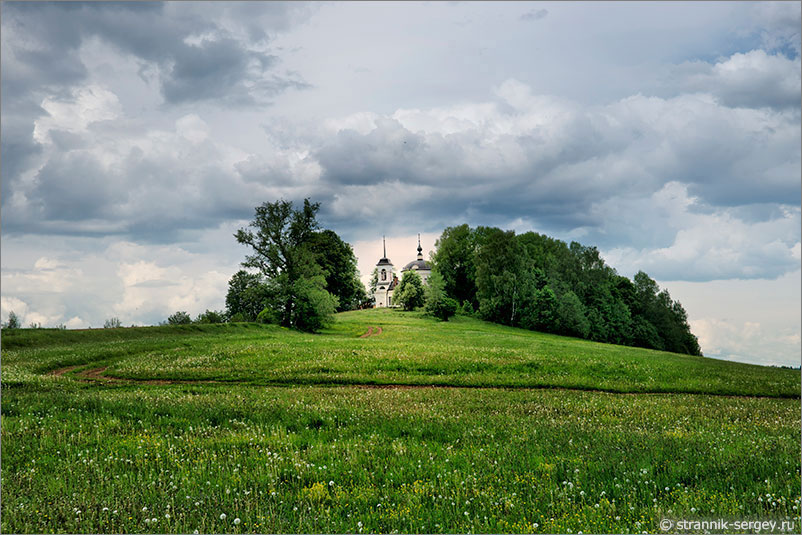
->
[3, 308, 799, 397]
[2, 309, 800, 534]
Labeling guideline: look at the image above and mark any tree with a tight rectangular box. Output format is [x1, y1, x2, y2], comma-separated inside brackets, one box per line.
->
[225, 270, 270, 321]
[556, 291, 590, 338]
[104, 317, 122, 329]
[306, 229, 367, 311]
[520, 285, 558, 332]
[424, 270, 458, 321]
[368, 268, 379, 302]
[3, 311, 20, 329]
[432, 224, 478, 307]
[291, 276, 339, 332]
[475, 228, 531, 326]
[393, 270, 425, 311]
[167, 311, 191, 325]
[235, 199, 336, 331]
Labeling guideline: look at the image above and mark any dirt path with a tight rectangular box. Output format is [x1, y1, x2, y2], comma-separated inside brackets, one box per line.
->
[43, 364, 794, 399]
[359, 326, 383, 338]
[49, 365, 80, 376]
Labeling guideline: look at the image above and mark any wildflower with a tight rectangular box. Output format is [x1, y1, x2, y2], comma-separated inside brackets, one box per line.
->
[220, 513, 227, 520]
[165, 513, 171, 519]
[358, 522, 363, 528]
[102, 507, 109, 512]
[329, 480, 335, 486]
[142, 507, 148, 512]
[234, 518, 241, 525]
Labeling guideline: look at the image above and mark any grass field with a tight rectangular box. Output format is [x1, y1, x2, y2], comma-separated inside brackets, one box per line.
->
[2, 309, 800, 533]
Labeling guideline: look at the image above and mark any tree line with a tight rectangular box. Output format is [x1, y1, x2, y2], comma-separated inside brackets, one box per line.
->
[431, 224, 702, 355]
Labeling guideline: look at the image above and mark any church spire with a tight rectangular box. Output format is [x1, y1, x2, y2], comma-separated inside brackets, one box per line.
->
[416, 233, 423, 260]
[383, 235, 387, 258]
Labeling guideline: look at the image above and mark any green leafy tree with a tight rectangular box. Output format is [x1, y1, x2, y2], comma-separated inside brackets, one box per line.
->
[393, 270, 425, 311]
[307, 230, 367, 311]
[475, 228, 532, 326]
[432, 224, 479, 307]
[4, 311, 20, 329]
[167, 311, 191, 325]
[368, 268, 379, 302]
[291, 276, 339, 332]
[225, 270, 270, 321]
[520, 285, 558, 332]
[235, 198, 336, 331]
[424, 270, 458, 321]
[556, 291, 590, 338]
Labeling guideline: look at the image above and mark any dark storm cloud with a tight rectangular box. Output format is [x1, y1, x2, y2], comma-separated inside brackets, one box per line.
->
[1, 1, 310, 106]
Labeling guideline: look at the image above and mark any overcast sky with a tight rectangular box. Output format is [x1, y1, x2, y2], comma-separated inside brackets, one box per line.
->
[2, 1, 799, 366]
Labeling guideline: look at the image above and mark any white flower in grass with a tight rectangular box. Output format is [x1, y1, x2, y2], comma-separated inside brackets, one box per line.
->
[329, 480, 335, 486]
[234, 518, 241, 525]
[220, 513, 227, 520]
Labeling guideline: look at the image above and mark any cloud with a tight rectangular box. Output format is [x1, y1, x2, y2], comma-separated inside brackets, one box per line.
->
[520, 9, 548, 22]
[1, 2, 313, 107]
[670, 50, 801, 109]
[600, 183, 800, 281]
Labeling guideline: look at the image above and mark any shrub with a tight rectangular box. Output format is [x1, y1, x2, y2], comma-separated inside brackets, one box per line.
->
[4, 311, 20, 329]
[195, 310, 225, 324]
[167, 311, 192, 325]
[104, 317, 122, 329]
[425, 271, 458, 321]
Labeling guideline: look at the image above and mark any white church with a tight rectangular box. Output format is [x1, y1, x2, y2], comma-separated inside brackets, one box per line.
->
[374, 235, 432, 307]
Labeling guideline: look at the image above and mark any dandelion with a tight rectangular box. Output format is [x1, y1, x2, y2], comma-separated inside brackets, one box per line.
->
[234, 518, 241, 525]
[165, 513, 171, 519]
[102, 507, 109, 512]
[142, 507, 148, 512]
[329, 480, 335, 486]
[220, 513, 227, 520]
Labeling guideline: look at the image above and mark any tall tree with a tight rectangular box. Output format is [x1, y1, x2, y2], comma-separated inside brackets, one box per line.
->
[306, 230, 367, 311]
[432, 224, 478, 307]
[424, 270, 458, 321]
[225, 270, 269, 321]
[235, 199, 337, 331]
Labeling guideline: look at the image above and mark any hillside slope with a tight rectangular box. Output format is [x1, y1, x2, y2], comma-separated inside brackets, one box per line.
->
[3, 309, 798, 397]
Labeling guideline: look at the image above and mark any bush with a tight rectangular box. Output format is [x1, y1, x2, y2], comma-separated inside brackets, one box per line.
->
[104, 317, 122, 329]
[167, 311, 192, 325]
[424, 271, 458, 321]
[195, 310, 225, 324]
[291, 276, 338, 332]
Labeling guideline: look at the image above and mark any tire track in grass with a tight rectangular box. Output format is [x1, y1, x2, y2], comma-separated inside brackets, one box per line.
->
[359, 326, 383, 338]
[43, 365, 796, 398]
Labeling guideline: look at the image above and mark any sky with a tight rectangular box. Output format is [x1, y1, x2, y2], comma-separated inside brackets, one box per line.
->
[1, 1, 800, 367]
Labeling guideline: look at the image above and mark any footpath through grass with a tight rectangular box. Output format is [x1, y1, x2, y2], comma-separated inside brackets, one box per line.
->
[1, 309, 800, 534]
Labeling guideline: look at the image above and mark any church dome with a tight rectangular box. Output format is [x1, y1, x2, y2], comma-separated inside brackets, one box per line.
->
[402, 234, 431, 272]
[402, 259, 431, 271]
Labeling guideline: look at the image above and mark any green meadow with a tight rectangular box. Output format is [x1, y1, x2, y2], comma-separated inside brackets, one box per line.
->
[2, 309, 800, 533]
